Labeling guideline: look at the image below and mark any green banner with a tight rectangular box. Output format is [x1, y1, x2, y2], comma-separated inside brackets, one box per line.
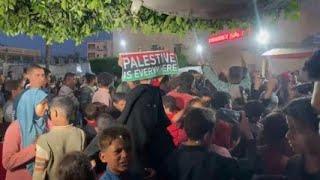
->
[119, 50, 179, 82]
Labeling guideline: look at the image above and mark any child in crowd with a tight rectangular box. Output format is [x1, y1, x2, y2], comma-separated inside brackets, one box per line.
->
[162, 95, 180, 121]
[112, 92, 127, 112]
[98, 126, 141, 180]
[33, 96, 86, 180]
[162, 95, 187, 147]
[86, 113, 117, 175]
[58, 151, 95, 180]
[167, 72, 195, 109]
[162, 108, 245, 180]
[83, 103, 102, 143]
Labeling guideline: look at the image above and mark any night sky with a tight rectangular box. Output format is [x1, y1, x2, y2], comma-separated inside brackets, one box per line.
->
[0, 32, 112, 58]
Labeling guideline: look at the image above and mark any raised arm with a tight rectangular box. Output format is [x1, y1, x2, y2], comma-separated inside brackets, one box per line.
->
[202, 65, 229, 92]
[311, 81, 320, 113]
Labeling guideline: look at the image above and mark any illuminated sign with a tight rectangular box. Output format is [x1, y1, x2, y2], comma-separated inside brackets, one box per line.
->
[208, 29, 248, 44]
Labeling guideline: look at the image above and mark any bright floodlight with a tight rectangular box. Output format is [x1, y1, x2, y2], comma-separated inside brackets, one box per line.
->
[256, 29, 270, 45]
[196, 44, 203, 54]
[120, 39, 126, 48]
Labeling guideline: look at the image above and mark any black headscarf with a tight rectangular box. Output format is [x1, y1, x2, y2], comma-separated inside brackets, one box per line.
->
[118, 84, 174, 176]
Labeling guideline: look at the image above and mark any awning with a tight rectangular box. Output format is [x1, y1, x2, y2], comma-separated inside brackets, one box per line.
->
[261, 48, 316, 59]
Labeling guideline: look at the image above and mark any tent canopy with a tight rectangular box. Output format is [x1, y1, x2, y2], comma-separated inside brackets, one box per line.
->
[262, 48, 316, 59]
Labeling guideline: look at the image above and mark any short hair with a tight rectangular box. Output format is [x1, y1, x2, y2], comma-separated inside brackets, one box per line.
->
[64, 72, 75, 82]
[162, 96, 179, 112]
[4, 80, 20, 92]
[183, 108, 215, 141]
[26, 64, 43, 74]
[98, 126, 132, 152]
[85, 73, 96, 84]
[3, 80, 21, 100]
[262, 112, 288, 145]
[97, 72, 114, 87]
[58, 151, 95, 180]
[176, 72, 195, 93]
[84, 103, 100, 120]
[50, 96, 75, 119]
[212, 91, 231, 110]
[244, 100, 266, 123]
[284, 97, 320, 133]
[43, 68, 51, 77]
[169, 72, 194, 93]
[229, 66, 245, 82]
[112, 93, 126, 103]
[97, 113, 116, 132]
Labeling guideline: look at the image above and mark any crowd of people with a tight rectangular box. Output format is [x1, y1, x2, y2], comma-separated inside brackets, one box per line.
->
[0, 50, 320, 180]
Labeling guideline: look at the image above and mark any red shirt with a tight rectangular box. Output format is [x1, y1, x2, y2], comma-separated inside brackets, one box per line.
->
[2, 121, 35, 180]
[167, 91, 194, 109]
[86, 119, 97, 128]
[167, 123, 187, 147]
[213, 121, 233, 149]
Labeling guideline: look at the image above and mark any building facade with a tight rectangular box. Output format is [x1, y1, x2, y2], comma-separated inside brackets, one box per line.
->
[87, 40, 113, 60]
[113, 30, 189, 55]
[0, 45, 40, 63]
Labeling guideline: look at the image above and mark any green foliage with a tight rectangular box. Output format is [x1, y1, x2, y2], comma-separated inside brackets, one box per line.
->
[284, 0, 300, 20]
[89, 57, 122, 77]
[0, 0, 300, 44]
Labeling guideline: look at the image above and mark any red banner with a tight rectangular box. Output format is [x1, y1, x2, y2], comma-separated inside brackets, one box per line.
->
[208, 29, 248, 44]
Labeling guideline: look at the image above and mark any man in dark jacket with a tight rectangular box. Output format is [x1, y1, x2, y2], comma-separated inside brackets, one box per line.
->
[118, 81, 175, 177]
[79, 73, 96, 112]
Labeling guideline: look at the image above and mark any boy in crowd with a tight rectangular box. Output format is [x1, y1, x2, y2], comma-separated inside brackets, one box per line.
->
[33, 96, 86, 180]
[162, 95, 187, 147]
[98, 126, 141, 180]
[83, 103, 105, 144]
[85, 113, 117, 175]
[162, 95, 180, 121]
[58, 151, 95, 180]
[112, 93, 127, 112]
[162, 108, 248, 180]
[167, 72, 195, 109]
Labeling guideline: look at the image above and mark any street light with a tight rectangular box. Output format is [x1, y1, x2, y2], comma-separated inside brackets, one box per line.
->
[196, 44, 203, 54]
[256, 29, 270, 45]
[120, 39, 126, 48]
